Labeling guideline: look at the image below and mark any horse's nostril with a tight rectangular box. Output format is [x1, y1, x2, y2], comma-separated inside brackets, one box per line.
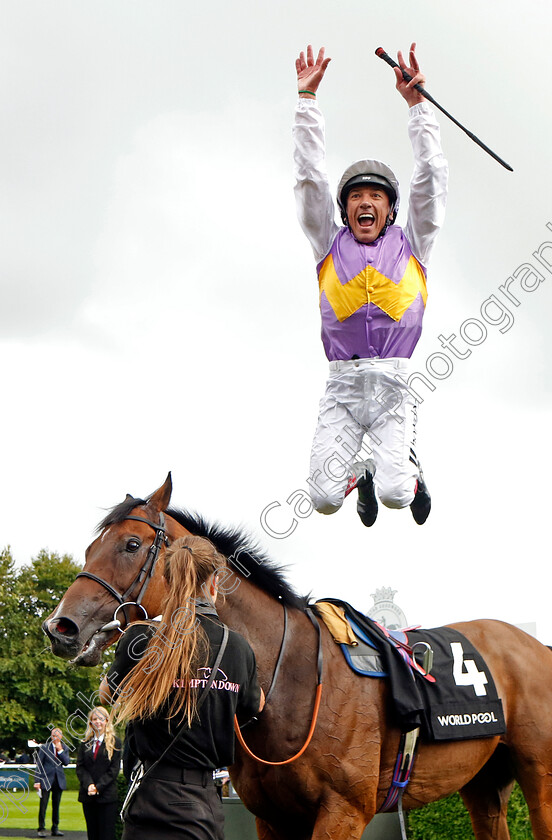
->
[48, 617, 79, 639]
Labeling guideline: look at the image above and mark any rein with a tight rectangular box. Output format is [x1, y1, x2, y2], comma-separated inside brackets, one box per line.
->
[76, 513, 168, 631]
[234, 607, 323, 766]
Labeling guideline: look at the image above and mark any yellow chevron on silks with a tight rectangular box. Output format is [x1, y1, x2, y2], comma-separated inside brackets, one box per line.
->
[319, 254, 428, 323]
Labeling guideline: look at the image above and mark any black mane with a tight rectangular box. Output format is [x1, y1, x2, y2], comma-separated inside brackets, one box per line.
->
[96, 498, 308, 611]
[167, 507, 309, 611]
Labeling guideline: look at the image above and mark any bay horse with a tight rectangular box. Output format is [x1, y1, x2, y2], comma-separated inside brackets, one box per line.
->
[44, 475, 552, 840]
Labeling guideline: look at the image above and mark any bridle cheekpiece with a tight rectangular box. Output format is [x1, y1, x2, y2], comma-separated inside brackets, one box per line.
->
[75, 512, 169, 633]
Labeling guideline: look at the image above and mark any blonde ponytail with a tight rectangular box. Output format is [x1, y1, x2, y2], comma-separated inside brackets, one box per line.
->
[111, 536, 226, 728]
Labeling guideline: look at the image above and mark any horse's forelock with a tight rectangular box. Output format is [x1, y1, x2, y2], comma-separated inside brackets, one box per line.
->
[96, 496, 147, 534]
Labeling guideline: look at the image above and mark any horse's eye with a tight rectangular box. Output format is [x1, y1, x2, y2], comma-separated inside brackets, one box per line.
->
[126, 538, 141, 553]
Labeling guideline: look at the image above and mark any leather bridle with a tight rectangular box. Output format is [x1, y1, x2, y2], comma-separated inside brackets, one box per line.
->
[75, 513, 169, 632]
[75, 509, 324, 763]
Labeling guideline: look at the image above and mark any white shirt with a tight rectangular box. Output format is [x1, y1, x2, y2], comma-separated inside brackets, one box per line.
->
[292, 98, 449, 266]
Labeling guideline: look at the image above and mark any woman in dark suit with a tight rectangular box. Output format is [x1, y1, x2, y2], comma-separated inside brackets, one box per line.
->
[76, 706, 122, 840]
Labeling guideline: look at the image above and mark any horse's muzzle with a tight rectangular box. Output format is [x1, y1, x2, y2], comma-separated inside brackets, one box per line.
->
[43, 616, 116, 666]
[43, 616, 82, 659]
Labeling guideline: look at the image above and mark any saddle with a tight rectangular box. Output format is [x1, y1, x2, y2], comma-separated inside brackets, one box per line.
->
[315, 600, 430, 680]
[315, 598, 505, 742]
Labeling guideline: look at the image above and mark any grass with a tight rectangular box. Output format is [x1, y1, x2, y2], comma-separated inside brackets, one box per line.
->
[0, 789, 86, 833]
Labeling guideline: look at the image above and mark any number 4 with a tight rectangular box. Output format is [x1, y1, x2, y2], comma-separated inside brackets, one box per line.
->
[450, 642, 488, 696]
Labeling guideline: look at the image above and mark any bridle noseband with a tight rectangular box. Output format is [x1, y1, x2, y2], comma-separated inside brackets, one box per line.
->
[76, 513, 169, 633]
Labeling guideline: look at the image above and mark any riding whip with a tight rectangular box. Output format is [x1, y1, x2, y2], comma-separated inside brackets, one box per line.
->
[375, 48, 513, 172]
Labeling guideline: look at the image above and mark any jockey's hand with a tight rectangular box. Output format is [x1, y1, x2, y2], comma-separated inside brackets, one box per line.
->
[394, 42, 426, 107]
[296, 45, 331, 98]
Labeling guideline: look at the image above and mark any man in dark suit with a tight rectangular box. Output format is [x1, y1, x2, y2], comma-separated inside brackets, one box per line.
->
[33, 728, 70, 838]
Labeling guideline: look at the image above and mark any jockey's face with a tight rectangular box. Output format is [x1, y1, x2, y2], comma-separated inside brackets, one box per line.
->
[346, 186, 392, 244]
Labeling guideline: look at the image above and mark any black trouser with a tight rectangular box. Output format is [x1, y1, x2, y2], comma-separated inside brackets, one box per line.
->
[82, 801, 118, 840]
[38, 781, 62, 831]
[122, 765, 224, 840]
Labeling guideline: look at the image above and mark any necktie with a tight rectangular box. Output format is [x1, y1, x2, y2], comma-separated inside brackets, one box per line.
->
[93, 740, 100, 759]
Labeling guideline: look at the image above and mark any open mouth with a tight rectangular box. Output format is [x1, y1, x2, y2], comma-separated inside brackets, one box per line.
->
[358, 213, 375, 228]
[70, 629, 111, 667]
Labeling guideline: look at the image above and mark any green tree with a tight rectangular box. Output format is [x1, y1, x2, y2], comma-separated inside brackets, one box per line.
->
[0, 546, 112, 754]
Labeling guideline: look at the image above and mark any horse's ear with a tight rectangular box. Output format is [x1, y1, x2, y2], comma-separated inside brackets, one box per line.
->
[146, 472, 173, 514]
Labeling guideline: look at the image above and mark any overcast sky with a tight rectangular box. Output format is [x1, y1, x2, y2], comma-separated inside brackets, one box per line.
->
[2, 0, 551, 642]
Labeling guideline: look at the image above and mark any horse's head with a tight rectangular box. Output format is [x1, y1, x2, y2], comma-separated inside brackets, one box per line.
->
[43, 474, 180, 666]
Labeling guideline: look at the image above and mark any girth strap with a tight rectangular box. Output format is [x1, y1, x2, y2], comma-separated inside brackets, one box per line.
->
[378, 727, 419, 814]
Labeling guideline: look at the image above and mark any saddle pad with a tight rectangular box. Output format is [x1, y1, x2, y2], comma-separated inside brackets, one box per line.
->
[315, 601, 358, 645]
[316, 601, 387, 676]
[342, 616, 387, 676]
[408, 627, 505, 741]
[316, 599, 505, 741]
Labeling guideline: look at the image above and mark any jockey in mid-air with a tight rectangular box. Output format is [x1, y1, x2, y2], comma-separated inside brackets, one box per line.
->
[294, 43, 448, 527]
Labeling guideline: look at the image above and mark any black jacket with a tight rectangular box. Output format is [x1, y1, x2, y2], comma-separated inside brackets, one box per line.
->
[34, 741, 70, 791]
[107, 611, 261, 769]
[76, 737, 122, 804]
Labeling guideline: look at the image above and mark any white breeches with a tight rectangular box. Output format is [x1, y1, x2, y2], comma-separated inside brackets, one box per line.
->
[308, 358, 420, 514]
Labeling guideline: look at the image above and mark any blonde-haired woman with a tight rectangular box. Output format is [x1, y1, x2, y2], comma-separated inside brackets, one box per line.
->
[76, 706, 122, 840]
[100, 535, 263, 840]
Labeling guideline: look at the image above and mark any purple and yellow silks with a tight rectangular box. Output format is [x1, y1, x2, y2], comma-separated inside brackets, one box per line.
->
[317, 225, 427, 361]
